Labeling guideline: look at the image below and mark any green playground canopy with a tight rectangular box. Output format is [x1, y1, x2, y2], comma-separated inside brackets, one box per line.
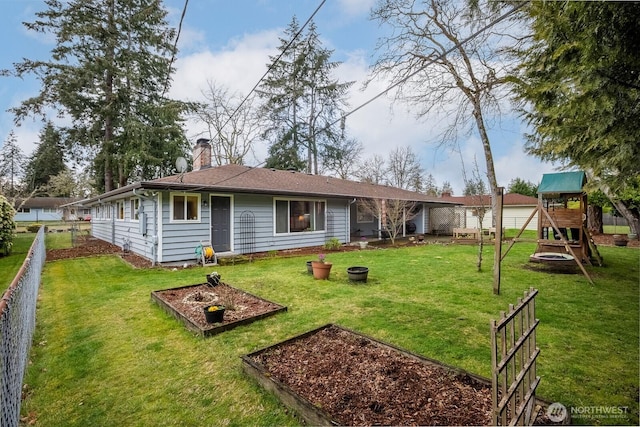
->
[537, 171, 586, 194]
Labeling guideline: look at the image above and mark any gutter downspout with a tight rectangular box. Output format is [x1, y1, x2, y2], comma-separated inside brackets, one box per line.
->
[133, 188, 158, 267]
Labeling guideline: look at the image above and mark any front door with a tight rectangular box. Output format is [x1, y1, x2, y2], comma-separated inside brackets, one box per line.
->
[210, 196, 231, 252]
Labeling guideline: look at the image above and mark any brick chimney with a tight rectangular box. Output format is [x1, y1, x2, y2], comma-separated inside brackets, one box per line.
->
[193, 138, 211, 171]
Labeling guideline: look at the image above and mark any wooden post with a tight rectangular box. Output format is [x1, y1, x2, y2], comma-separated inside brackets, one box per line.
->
[493, 187, 504, 295]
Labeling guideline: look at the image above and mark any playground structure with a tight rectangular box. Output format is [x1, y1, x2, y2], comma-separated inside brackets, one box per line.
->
[502, 171, 601, 284]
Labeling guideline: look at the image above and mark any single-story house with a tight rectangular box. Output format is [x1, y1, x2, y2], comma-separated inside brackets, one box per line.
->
[74, 140, 459, 265]
[438, 193, 539, 231]
[13, 197, 90, 222]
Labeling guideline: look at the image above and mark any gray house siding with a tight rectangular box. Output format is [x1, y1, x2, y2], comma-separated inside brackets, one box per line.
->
[157, 191, 211, 264]
[88, 190, 366, 264]
[90, 196, 159, 261]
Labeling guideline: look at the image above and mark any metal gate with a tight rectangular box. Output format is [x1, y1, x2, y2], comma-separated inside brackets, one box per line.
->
[238, 210, 255, 254]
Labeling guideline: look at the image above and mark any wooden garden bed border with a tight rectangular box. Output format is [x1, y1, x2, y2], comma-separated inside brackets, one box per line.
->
[151, 283, 287, 337]
[241, 324, 558, 426]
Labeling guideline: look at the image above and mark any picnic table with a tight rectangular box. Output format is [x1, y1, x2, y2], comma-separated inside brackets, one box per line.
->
[453, 227, 480, 239]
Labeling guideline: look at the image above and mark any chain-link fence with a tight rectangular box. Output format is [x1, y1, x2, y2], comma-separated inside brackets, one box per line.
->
[0, 227, 45, 427]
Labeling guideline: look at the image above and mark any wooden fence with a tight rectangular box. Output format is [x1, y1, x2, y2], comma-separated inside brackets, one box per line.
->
[491, 288, 541, 425]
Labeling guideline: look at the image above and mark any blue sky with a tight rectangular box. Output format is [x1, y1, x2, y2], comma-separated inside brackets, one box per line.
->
[0, 0, 556, 194]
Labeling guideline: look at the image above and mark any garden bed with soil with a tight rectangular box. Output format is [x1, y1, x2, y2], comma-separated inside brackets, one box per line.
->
[243, 324, 556, 426]
[151, 283, 287, 337]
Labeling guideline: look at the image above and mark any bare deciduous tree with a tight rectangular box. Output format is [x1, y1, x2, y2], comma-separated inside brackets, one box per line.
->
[321, 137, 363, 179]
[368, 0, 524, 224]
[386, 145, 425, 191]
[194, 81, 261, 166]
[355, 154, 387, 185]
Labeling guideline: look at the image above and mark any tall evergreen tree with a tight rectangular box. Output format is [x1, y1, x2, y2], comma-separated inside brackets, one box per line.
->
[0, 131, 25, 198]
[507, 178, 537, 198]
[4, 0, 189, 192]
[258, 18, 354, 174]
[23, 122, 67, 193]
[512, 1, 640, 234]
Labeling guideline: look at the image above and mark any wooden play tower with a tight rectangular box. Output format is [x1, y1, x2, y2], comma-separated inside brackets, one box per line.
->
[502, 171, 601, 283]
[536, 171, 598, 262]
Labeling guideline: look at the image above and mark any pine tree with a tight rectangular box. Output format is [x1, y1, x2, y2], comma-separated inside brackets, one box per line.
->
[258, 18, 353, 174]
[5, 0, 189, 192]
[23, 122, 67, 193]
[512, 1, 640, 234]
[0, 131, 25, 198]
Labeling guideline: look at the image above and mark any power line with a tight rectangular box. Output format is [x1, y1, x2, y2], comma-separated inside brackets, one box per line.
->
[328, 1, 528, 135]
[225, 0, 327, 126]
[163, 0, 189, 97]
[190, 0, 327, 167]
[184, 0, 525, 187]
[209, 1, 529, 185]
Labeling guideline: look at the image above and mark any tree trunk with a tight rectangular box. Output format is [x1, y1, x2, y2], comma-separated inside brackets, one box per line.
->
[594, 172, 640, 237]
[472, 103, 499, 226]
[103, 0, 116, 192]
[587, 205, 603, 234]
[611, 200, 639, 237]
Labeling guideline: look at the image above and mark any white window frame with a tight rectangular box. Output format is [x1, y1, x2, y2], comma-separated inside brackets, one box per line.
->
[130, 198, 139, 221]
[170, 192, 201, 223]
[116, 200, 125, 221]
[273, 197, 326, 235]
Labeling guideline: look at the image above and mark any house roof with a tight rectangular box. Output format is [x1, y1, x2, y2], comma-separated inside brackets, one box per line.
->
[14, 197, 79, 209]
[537, 171, 586, 194]
[438, 193, 539, 207]
[79, 164, 459, 206]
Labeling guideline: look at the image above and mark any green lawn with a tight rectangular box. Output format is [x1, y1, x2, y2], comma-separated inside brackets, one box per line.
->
[20, 239, 639, 426]
[0, 233, 36, 291]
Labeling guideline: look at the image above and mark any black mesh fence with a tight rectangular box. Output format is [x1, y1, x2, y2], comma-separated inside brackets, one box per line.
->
[0, 227, 45, 427]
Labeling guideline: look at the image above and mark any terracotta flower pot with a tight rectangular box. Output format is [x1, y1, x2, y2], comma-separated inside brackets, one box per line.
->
[311, 261, 332, 280]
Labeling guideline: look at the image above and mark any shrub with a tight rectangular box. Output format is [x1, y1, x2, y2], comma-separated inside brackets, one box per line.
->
[27, 223, 44, 233]
[0, 195, 16, 255]
[323, 237, 341, 250]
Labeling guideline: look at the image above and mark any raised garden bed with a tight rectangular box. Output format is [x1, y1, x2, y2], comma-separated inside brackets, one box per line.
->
[151, 283, 286, 337]
[242, 324, 557, 426]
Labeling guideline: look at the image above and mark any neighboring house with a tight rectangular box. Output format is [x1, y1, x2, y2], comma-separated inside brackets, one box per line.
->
[74, 140, 459, 265]
[438, 193, 539, 231]
[13, 197, 89, 222]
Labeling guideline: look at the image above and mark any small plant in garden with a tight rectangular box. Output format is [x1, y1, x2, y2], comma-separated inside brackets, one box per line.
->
[323, 237, 341, 250]
[206, 305, 224, 312]
[317, 254, 326, 263]
[220, 294, 238, 311]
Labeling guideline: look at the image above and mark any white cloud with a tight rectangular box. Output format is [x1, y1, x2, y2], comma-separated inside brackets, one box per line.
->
[168, 27, 551, 194]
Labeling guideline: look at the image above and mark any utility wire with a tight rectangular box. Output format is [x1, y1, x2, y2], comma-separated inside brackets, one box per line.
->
[327, 1, 528, 136]
[190, 0, 327, 168]
[163, 0, 189, 97]
[184, 0, 525, 186]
